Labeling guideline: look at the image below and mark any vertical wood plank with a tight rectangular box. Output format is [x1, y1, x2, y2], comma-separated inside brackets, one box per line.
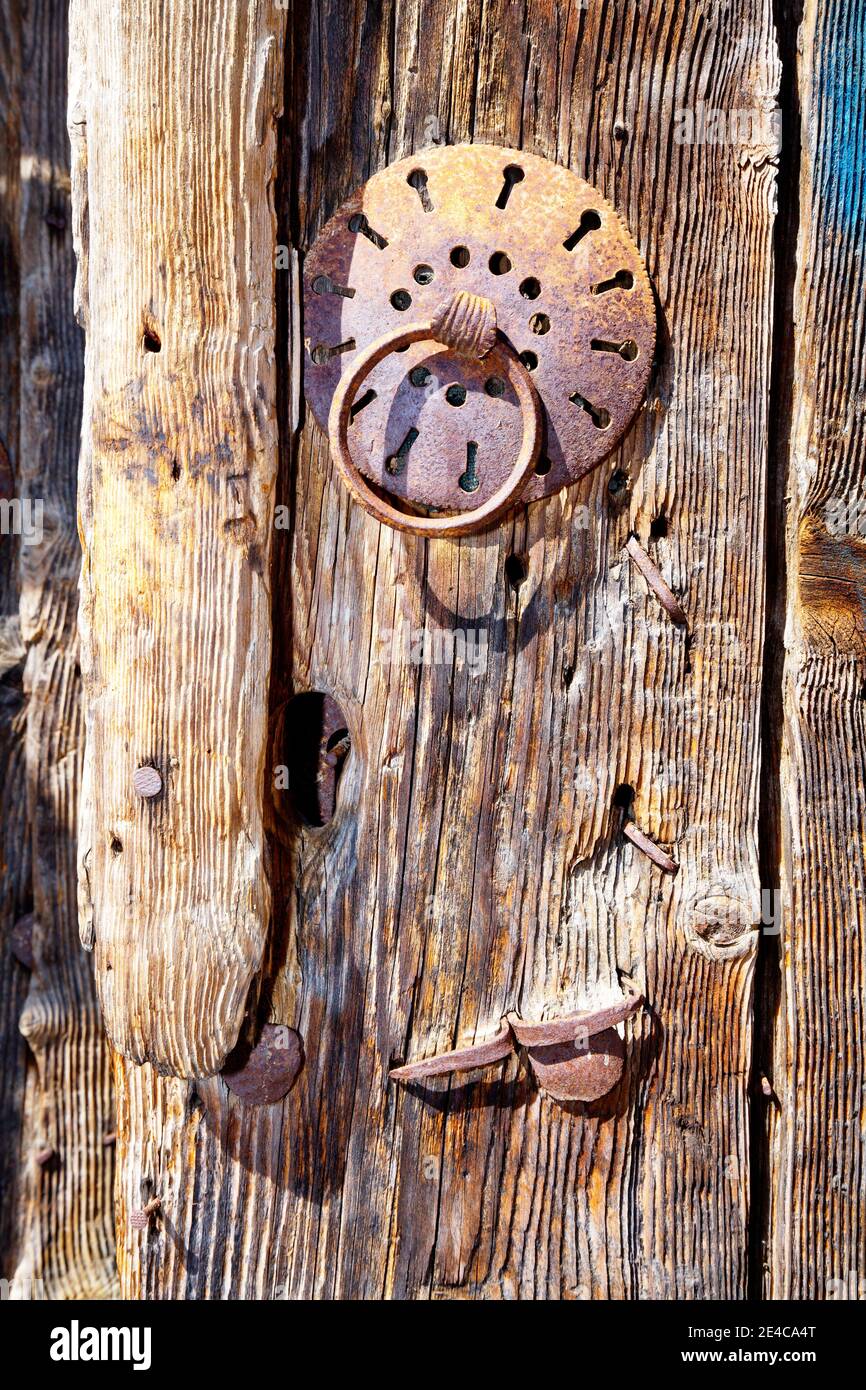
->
[764, 0, 866, 1300]
[70, 0, 285, 1077]
[0, 0, 29, 1287]
[0, 0, 116, 1298]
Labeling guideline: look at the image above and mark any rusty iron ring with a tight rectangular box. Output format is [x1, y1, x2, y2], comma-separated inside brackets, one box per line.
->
[328, 301, 543, 537]
[304, 144, 656, 513]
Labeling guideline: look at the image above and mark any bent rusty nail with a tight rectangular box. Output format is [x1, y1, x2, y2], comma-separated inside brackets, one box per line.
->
[625, 535, 687, 626]
[324, 734, 351, 765]
[506, 988, 644, 1047]
[389, 1022, 514, 1082]
[622, 819, 679, 874]
[130, 1195, 161, 1230]
[508, 990, 645, 1103]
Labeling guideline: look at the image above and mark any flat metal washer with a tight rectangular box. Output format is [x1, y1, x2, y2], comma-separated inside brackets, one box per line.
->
[303, 144, 655, 513]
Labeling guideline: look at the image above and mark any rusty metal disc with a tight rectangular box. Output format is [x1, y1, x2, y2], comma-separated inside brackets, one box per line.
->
[527, 1027, 625, 1104]
[10, 914, 35, 970]
[221, 1023, 304, 1105]
[303, 144, 655, 513]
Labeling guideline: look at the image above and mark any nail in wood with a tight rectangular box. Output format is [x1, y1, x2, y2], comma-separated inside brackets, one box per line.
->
[130, 1196, 161, 1230]
[133, 765, 162, 798]
[622, 819, 679, 874]
[626, 535, 687, 626]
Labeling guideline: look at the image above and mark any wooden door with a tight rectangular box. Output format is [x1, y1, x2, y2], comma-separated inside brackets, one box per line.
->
[0, 0, 861, 1303]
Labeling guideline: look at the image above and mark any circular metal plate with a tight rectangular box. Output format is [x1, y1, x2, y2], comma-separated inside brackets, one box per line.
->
[303, 144, 655, 511]
[221, 1024, 304, 1105]
[527, 1029, 625, 1103]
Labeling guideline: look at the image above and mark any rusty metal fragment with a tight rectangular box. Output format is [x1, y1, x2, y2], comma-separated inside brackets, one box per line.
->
[622, 819, 680, 874]
[389, 1023, 513, 1081]
[391, 989, 643, 1104]
[508, 989, 643, 1103]
[221, 1023, 304, 1106]
[304, 144, 655, 515]
[625, 535, 687, 626]
[10, 913, 35, 969]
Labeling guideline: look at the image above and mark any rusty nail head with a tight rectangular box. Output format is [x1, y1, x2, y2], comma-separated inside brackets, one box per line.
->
[133, 765, 162, 799]
[221, 1022, 304, 1105]
[508, 990, 643, 1103]
[34, 1145, 55, 1168]
[130, 1196, 160, 1230]
[525, 1029, 626, 1103]
[10, 914, 35, 969]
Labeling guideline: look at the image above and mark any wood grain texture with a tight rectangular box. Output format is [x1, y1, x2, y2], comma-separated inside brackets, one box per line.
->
[763, 0, 866, 1299]
[70, 0, 285, 1077]
[1, 0, 116, 1299]
[113, 0, 779, 1299]
[0, 0, 30, 1286]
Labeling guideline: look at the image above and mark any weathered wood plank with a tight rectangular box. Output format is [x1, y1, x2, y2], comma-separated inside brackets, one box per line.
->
[763, 0, 866, 1300]
[0, 0, 116, 1299]
[15, 0, 116, 1300]
[70, 0, 285, 1077]
[0, 0, 30, 1289]
[112, 0, 778, 1300]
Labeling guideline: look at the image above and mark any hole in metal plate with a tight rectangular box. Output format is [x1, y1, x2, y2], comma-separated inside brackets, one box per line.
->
[496, 164, 524, 210]
[407, 168, 434, 212]
[591, 268, 634, 295]
[348, 212, 388, 248]
[458, 441, 480, 493]
[563, 209, 601, 250]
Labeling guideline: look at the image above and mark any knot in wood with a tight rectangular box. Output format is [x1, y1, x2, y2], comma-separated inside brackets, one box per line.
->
[431, 290, 498, 359]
